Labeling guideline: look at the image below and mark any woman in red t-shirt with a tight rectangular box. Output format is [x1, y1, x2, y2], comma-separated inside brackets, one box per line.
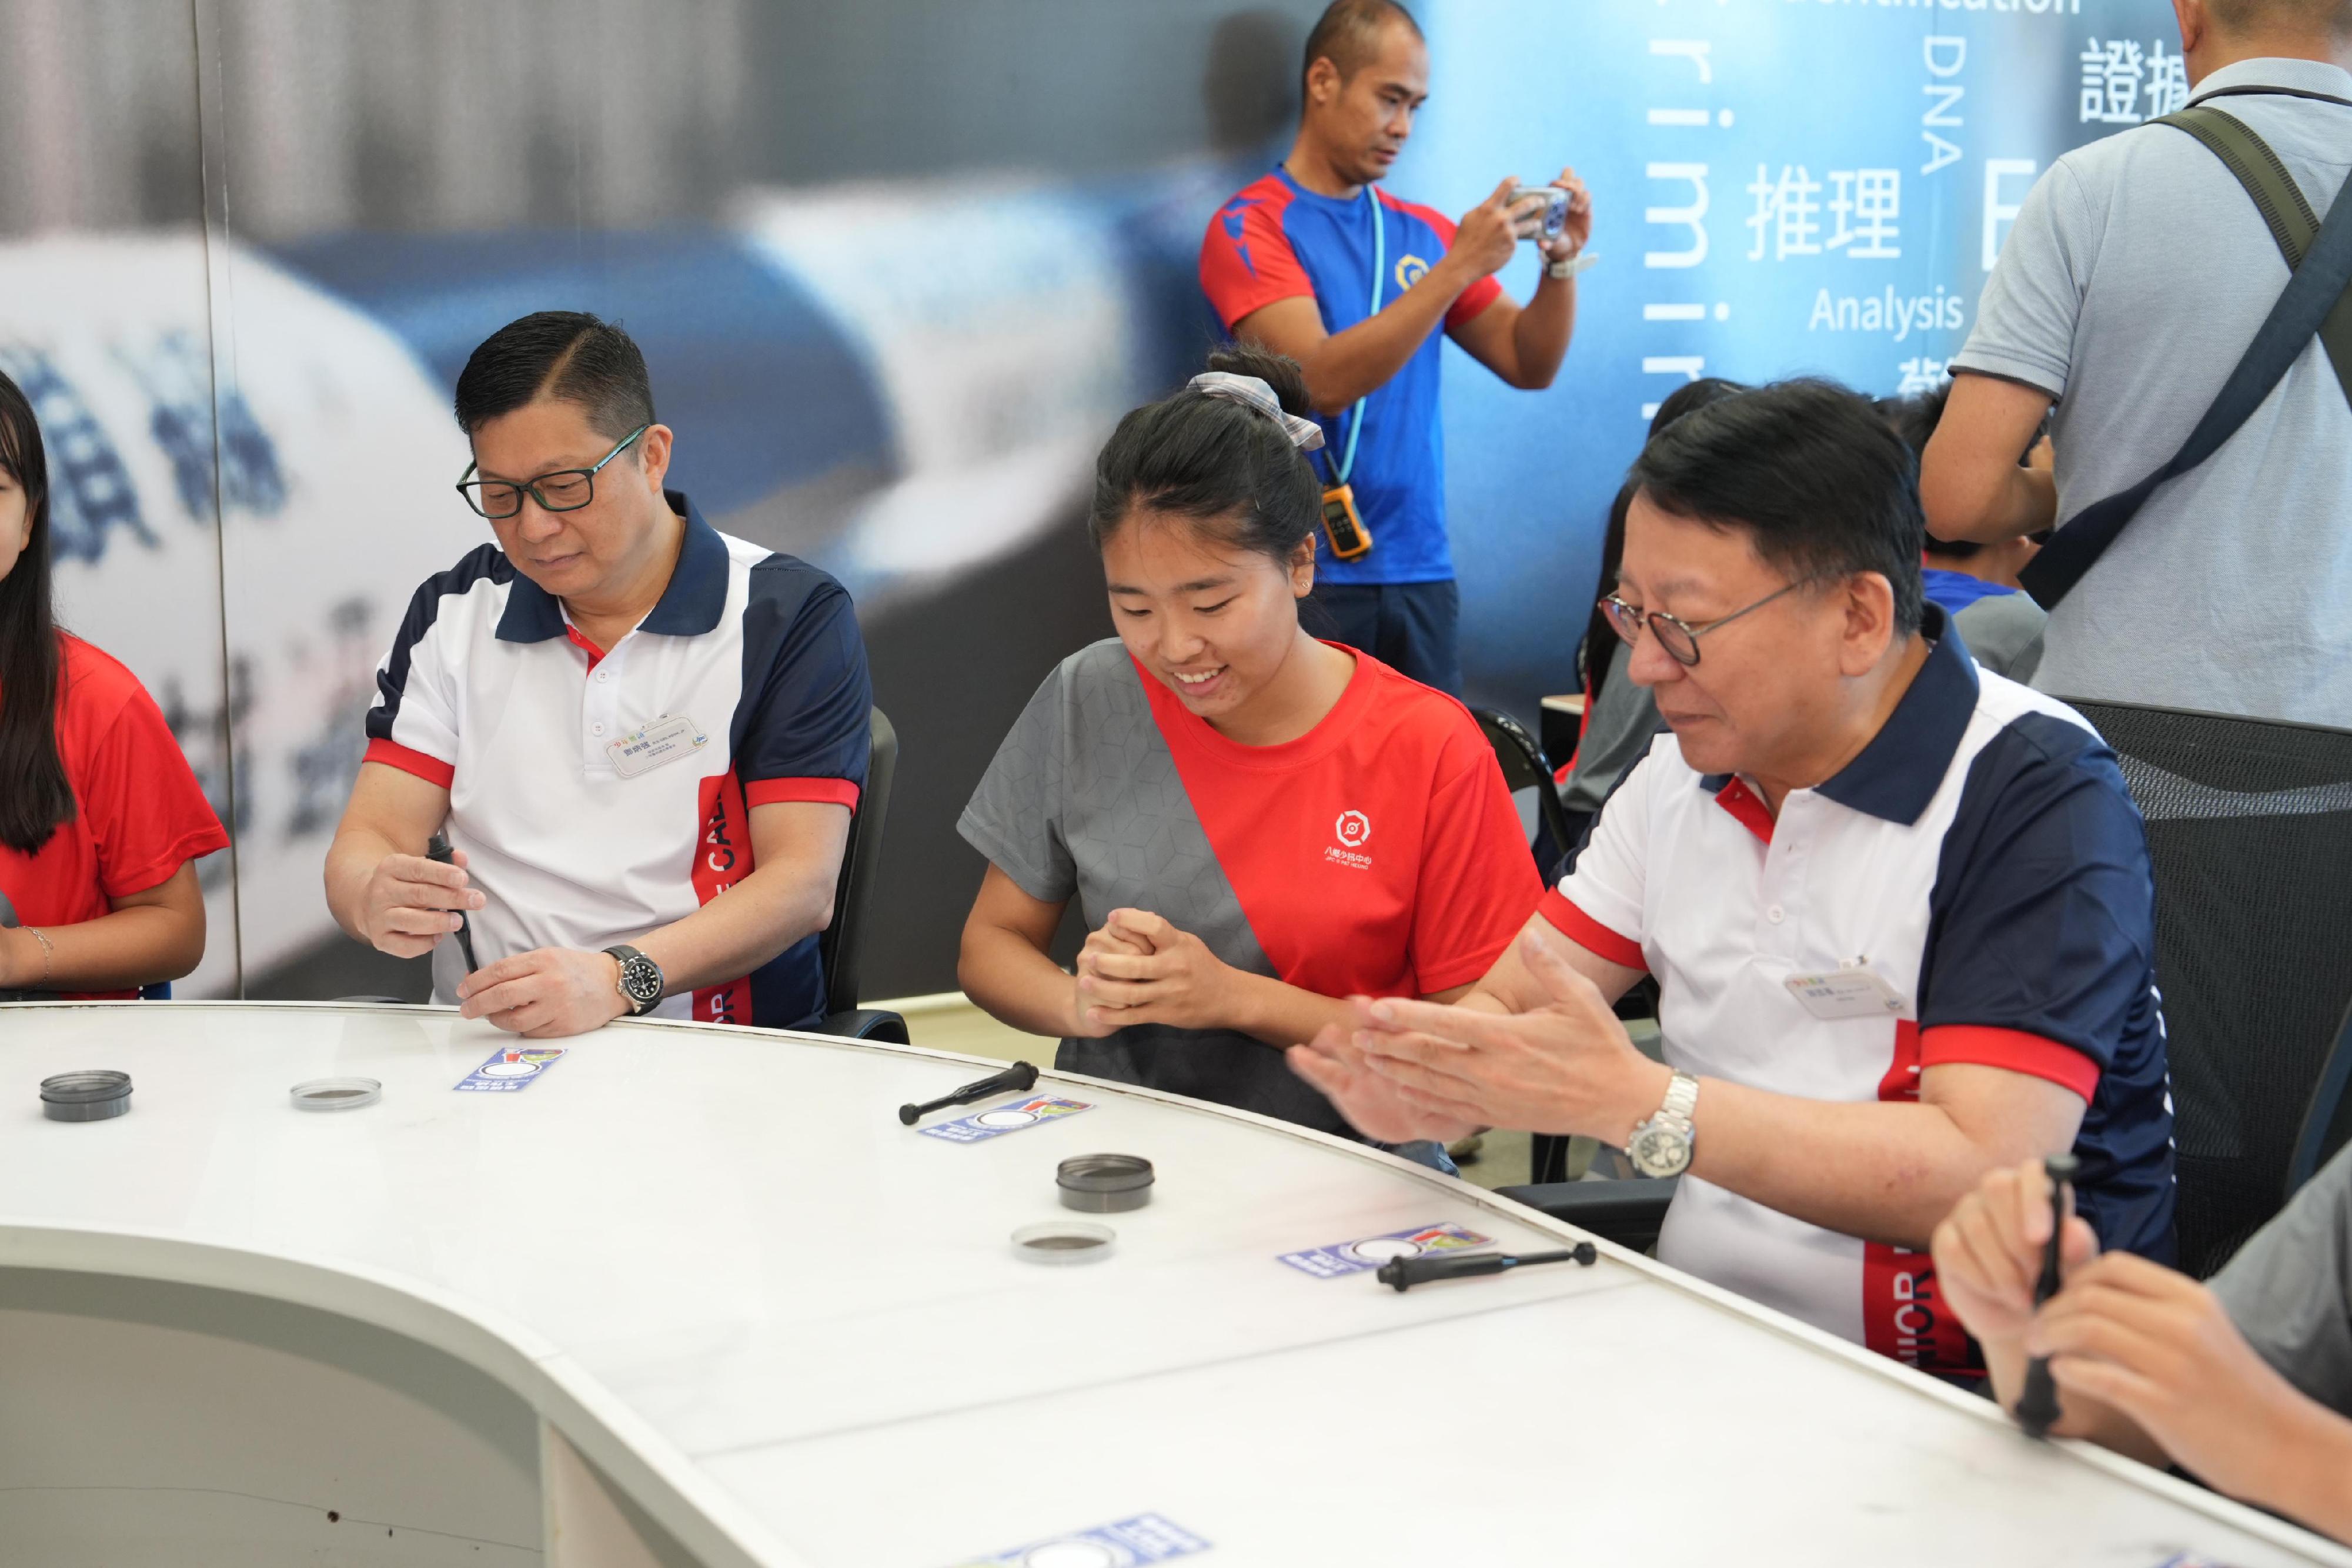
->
[0, 370, 229, 999]
[956, 347, 1540, 1147]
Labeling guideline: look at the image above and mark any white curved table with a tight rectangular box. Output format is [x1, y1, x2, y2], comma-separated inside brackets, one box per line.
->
[1, 1002, 2342, 1567]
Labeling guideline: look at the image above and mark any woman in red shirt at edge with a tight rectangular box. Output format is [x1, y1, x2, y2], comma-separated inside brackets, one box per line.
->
[0, 369, 228, 999]
[956, 347, 1541, 1168]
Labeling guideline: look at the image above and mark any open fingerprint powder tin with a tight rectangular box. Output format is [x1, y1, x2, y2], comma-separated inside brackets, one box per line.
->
[291, 1077, 382, 1111]
[1010, 1221, 1115, 1265]
[40, 1071, 132, 1122]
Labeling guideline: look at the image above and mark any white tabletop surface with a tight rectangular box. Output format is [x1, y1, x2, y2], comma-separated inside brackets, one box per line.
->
[1, 1002, 2343, 1568]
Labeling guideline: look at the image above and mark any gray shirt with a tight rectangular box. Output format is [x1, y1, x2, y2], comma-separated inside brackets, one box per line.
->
[1952, 57, 2352, 726]
[2213, 1144, 2352, 1415]
[1952, 591, 2046, 686]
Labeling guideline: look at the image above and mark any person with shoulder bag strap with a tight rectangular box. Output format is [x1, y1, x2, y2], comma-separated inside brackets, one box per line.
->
[2022, 98, 2352, 610]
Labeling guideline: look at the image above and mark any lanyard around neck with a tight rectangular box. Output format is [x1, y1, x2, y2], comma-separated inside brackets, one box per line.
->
[1328, 185, 1385, 488]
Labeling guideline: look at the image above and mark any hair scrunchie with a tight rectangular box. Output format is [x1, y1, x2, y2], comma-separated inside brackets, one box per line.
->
[1187, 371, 1325, 452]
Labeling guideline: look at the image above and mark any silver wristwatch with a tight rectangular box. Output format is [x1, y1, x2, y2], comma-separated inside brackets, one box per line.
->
[603, 945, 664, 1016]
[1628, 1070, 1700, 1178]
[1545, 250, 1597, 281]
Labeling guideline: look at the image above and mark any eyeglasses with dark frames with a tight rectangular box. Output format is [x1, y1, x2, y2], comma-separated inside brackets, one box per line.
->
[455, 425, 649, 520]
[1599, 579, 1814, 667]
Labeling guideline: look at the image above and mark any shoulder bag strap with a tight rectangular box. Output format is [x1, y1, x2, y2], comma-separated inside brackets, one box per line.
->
[2019, 111, 2352, 610]
[2158, 104, 2352, 402]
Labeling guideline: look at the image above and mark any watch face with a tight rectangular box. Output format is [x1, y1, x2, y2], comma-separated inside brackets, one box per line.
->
[1631, 1125, 1691, 1176]
[620, 957, 662, 1006]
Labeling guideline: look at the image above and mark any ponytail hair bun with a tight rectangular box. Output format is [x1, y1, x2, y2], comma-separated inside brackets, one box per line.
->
[1088, 342, 1324, 563]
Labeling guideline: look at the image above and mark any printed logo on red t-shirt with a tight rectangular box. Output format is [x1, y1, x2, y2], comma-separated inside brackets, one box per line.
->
[1325, 808, 1374, 871]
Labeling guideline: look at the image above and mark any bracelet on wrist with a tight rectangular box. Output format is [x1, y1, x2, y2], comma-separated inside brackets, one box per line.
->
[24, 926, 56, 987]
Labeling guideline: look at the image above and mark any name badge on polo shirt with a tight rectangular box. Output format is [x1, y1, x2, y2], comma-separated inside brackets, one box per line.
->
[1785, 966, 1907, 1020]
[607, 715, 708, 779]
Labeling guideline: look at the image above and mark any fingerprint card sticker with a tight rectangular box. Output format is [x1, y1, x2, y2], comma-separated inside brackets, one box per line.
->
[454, 1047, 569, 1092]
[917, 1095, 1093, 1144]
[947, 1512, 1210, 1567]
[1277, 1221, 1492, 1279]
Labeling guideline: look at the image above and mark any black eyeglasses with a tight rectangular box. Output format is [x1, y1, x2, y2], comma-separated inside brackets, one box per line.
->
[1600, 579, 1812, 667]
[456, 426, 647, 520]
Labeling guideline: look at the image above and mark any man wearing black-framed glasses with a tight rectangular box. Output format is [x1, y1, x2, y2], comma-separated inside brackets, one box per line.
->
[325, 310, 872, 1037]
[1293, 378, 2178, 1380]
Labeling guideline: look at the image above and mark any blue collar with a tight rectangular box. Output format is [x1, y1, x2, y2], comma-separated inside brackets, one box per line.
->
[1697, 605, 1979, 827]
[495, 490, 730, 644]
[1813, 603, 1979, 825]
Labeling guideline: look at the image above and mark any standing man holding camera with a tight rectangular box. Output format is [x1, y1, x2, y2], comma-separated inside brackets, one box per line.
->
[1198, 0, 1591, 694]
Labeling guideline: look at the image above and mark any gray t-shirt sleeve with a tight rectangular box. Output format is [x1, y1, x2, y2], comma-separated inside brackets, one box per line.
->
[1952, 592, 2048, 683]
[958, 664, 1078, 904]
[2211, 1145, 2352, 1416]
[1952, 158, 2093, 400]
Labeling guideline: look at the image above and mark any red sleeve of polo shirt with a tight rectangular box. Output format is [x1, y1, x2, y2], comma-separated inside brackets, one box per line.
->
[66, 643, 230, 897]
[363, 737, 455, 789]
[1536, 888, 1646, 972]
[1406, 734, 1544, 992]
[745, 777, 859, 810]
[1539, 754, 1653, 970]
[1201, 181, 1315, 329]
[1920, 1025, 2101, 1102]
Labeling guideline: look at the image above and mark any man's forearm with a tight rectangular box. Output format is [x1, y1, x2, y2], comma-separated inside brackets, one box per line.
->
[636, 860, 832, 998]
[324, 831, 397, 941]
[1686, 1081, 2051, 1250]
[1921, 446, 2057, 543]
[1508, 275, 1575, 389]
[1300, 265, 1472, 413]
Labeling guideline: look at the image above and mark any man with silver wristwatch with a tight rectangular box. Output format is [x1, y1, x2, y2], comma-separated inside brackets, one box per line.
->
[1290, 380, 2178, 1377]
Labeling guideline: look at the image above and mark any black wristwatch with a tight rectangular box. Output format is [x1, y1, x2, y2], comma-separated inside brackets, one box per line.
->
[603, 945, 664, 1016]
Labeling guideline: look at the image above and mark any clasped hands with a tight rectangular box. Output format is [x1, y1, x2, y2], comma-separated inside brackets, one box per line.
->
[1286, 925, 1667, 1148]
[360, 846, 625, 1037]
[1070, 908, 1240, 1037]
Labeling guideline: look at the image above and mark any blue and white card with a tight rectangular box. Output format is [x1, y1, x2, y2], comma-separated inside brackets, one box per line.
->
[950, 1512, 1209, 1567]
[1277, 1221, 1492, 1279]
[453, 1046, 568, 1093]
[917, 1094, 1092, 1144]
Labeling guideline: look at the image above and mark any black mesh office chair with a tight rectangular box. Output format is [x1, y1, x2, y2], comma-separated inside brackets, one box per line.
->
[813, 707, 908, 1044]
[1471, 707, 1578, 870]
[2068, 700, 2352, 1277]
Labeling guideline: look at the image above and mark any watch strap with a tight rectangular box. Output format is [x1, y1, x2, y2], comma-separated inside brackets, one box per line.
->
[1545, 250, 1597, 280]
[603, 944, 663, 1015]
[1659, 1069, 1699, 1126]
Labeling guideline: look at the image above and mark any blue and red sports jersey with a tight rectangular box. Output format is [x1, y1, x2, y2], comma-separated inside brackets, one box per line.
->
[1200, 169, 1502, 587]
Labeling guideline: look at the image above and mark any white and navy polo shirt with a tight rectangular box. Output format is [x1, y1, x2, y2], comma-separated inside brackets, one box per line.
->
[1548, 608, 2176, 1375]
[363, 492, 870, 1030]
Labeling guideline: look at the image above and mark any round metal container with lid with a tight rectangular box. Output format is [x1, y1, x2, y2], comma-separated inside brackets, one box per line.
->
[40, 1070, 132, 1122]
[1055, 1153, 1155, 1213]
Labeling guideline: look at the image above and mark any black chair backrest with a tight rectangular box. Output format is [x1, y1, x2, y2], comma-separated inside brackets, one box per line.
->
[818, 707, 898, 1015]
[1472, 707, 1576, 865]
[2068, 699, 2352, 1277]
[2290, 994, 2352, 1194]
